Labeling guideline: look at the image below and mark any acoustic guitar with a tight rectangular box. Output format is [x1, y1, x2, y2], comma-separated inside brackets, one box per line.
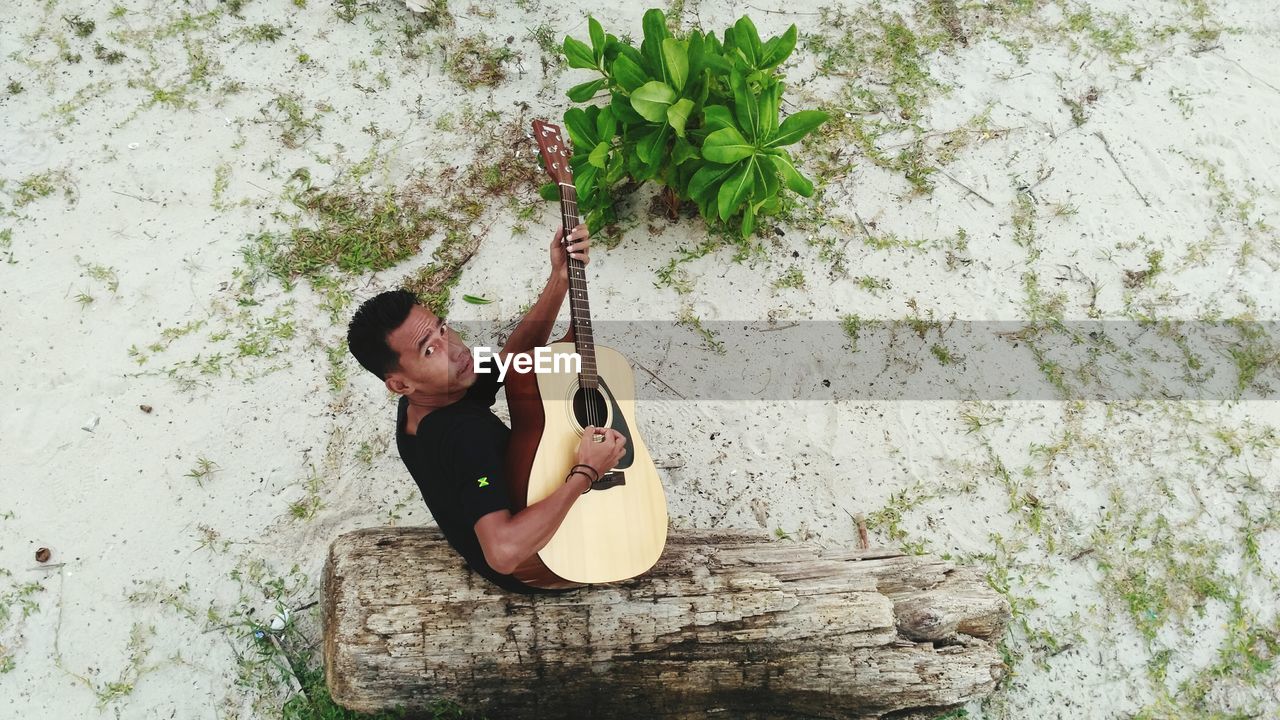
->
[501, 119, 669, 589]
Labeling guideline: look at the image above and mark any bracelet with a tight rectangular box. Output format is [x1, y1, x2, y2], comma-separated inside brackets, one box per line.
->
[570, 464, 600, 483]
[566, 469, 594, 494]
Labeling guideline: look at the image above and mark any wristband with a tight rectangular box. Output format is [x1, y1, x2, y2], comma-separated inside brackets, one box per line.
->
[566, 469, 594, 494]
[570, 464, 600, 482]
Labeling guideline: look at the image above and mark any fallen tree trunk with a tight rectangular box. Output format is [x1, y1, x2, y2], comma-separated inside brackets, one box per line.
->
[323, 527, 1009, 719]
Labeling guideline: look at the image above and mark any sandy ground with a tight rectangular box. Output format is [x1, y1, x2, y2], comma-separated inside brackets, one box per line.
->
[2, 0, 1278, 717]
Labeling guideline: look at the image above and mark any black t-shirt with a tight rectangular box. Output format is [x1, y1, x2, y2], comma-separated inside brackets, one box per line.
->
[394, 358, 568, 595]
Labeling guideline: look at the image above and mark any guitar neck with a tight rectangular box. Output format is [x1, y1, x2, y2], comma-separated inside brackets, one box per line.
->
[558, 182, 598, 389]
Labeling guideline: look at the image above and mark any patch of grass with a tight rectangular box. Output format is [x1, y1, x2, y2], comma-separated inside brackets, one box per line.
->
[676, 305, 725, 355]
[0, 570, 46, 674]
[93, 42, 126, 64]
[243, 23, 284, 43]
[0, 228, 13, 264]
[185, 456, 220, 487]
[326, 343, 348, 393]
[64, 14, 96, 37]
[857, 275, 891, 294]
[1063, 6, 1140, 61]
[259, 93, 327, 148]
[441, 35, 515, 89]
[9, 170, 75, 208]
[5, 80, 22, 95]
[1225, 316, 1278, 398]
[75, 257, 120, 294]
[1123, 248, 1164, 288]
[865, 481, 935, 552]
[772, 265, 806, 290]
[841, 313, 862, 352]
[930, 343, 958, 365]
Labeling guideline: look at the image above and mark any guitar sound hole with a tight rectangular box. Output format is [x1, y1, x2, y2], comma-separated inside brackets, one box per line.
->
[572, 387, 609, 429]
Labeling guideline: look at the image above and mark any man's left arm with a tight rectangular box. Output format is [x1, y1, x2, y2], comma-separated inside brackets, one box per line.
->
[499, 223, 590, 357]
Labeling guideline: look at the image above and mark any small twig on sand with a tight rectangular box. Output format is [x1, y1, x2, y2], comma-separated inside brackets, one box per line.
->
[1210, 50, 1280, 95]
[110, 189, 161, 205]
[760, 322, 800, 332]
[938, 169, 995, 207]
[853, 211, 874, 242]
[855, 513, 870, 550]
[632, 359, 686, 399]
[745, 3, 822, 15]
[1093, 132, 1150, 207]
[1028, 167, 1055, 192]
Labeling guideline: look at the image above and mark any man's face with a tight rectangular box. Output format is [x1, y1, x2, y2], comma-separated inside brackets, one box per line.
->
[384, 305, 476, 397]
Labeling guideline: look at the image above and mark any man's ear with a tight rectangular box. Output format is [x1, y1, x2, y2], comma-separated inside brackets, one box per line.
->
[385, 373, 412, 396]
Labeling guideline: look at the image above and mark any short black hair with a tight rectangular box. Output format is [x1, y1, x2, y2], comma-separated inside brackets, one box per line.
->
[347, 289, 419, 380]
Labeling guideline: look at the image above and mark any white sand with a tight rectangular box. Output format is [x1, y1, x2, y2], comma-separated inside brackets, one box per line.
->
[2, 0, 1278, 717]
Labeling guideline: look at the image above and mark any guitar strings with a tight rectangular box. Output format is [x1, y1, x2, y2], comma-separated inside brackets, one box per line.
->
[560, 187, 598, 429]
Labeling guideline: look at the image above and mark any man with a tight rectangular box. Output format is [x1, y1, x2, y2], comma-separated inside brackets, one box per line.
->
[346, 223, 627, 594]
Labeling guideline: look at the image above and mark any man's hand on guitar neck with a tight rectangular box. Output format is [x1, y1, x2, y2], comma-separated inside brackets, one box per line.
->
[497, 223, 590, 359]
[473, 425, 625, 576]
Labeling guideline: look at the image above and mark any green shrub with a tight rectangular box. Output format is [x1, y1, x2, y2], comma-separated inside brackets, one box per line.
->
[550, 9, 828, 239]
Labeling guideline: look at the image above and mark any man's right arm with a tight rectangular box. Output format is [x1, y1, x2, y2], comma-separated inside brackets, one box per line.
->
[473, 472, 592, 575]
[475, 426, 627, 575]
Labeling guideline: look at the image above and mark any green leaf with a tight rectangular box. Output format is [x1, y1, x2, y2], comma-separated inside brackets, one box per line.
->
[702, 104, 736, 131]
[595, 106, 616, 142]
[740, 204, 756, 237]
[661, 38, 688, 92]
[563, 107, 597, 149]
[588, 141, 610, 168]
[574, 163, 598, 203]
[605, 151, 625, 183]
[563, 36, 596, 70]
[733, 16, 761, 66]
[666, 97, 694, 137]
[630, 81, 677, 123]
[751, 150, 779, 199]
[588, 17, 605, 61]
[717, 158, 755, 221]
[758, 81, 781, 138]
[765, 110, 829, 147]
[538, 182, 561, 201]
[641, 9, 670, 82]
[702, 126, 754, 164]
[610, 91, 645, 124]
[767, 153, 814, 196]
[567, 78, 605, 102]
[687, 31, 706, 79]
[702, 51, 730, 73]
[463, 294, 494, 305]
[730, 68, 759, 140]
[672, 136, 701, 165]
[761, 25, 797, 67]
[636, 123, 670, 165]
[689, 161, 737, 202]
[611, 54, 647, 93]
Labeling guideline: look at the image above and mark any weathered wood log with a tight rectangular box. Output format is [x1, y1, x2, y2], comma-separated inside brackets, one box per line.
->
[323, 527, 1009, 719]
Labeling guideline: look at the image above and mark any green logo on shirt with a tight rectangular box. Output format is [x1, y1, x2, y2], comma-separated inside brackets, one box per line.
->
[476, 476, 489, 488]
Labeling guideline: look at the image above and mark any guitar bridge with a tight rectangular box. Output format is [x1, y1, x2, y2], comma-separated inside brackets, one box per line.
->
[591, 471, 625, 491]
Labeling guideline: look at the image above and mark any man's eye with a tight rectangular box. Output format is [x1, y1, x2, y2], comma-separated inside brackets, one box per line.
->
[425, 345, 435, 356]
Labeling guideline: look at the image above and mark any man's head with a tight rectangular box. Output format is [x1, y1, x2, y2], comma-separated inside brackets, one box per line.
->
[346, 289, 476, 399]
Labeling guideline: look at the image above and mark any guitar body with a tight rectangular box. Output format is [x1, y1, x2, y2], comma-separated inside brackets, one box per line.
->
[503, 339, 669, 588]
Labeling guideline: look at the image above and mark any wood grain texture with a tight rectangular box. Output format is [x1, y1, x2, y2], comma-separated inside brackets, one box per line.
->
[324, 527, 1010, 719]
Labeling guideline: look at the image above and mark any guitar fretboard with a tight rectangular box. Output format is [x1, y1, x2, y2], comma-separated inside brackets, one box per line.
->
[558, 182, 598, 389]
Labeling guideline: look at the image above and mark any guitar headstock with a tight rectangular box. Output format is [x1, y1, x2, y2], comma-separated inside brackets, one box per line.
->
[532, 119, 573, 186]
